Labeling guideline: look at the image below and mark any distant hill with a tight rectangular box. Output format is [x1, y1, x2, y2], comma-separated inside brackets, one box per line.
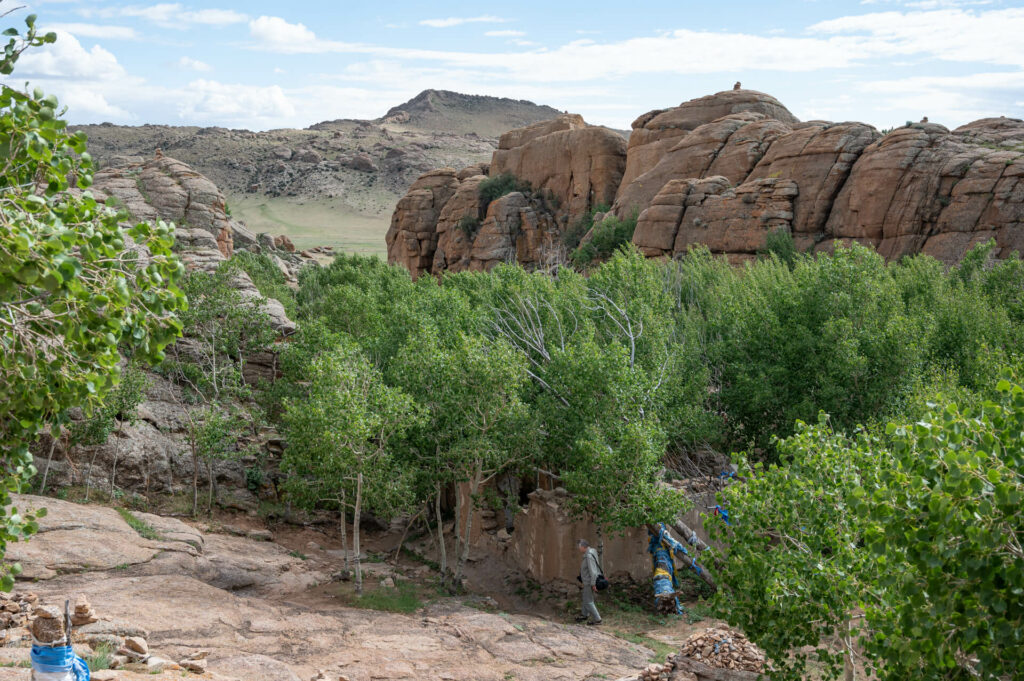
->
[380, 89, 565, 137]
[72, 90, 563, 255]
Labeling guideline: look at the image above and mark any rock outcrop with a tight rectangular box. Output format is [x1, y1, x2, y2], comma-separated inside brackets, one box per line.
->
[389, 89, 1024, 274]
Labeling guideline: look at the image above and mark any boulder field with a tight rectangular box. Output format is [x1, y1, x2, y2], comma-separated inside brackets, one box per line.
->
[386, 89, 1024, 276]
[1, 495, 650, 681]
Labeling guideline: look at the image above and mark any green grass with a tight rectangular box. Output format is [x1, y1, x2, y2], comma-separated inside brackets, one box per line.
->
[288, 550, 308, 560]
[342, 580, 424, 613]
[116, 507, 162, 540]
[86, 643, 115, 671]
[611, 630, 677, 662]
[0, 660, 31, 668]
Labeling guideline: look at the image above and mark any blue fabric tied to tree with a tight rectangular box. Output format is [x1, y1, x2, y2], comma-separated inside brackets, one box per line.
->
[31, 643, 91, 680]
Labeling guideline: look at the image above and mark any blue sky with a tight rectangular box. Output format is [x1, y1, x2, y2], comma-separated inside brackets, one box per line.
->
[8, 0, 1024, 131]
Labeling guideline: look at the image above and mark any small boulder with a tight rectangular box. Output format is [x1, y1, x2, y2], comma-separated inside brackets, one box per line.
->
[125, 636, 149, 655]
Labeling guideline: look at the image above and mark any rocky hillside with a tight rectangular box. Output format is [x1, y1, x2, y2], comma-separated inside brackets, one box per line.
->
[387, 89, 1024, 276]
[72, 91, 563, 254]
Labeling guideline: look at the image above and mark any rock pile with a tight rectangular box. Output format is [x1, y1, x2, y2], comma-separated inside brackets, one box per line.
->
[31, 604, 66, 643]
[72, 594, 99, 626]
[0, 590, 36, 630]
[637, 627, 767, 681]
[677, 627, 766, 672]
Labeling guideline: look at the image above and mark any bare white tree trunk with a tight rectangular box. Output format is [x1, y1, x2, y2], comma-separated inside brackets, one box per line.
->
[39, 435, 59, 493]
[353, 471, 363, 595]
[435, 483, 447, 582]
[843, 618, 856, 681]
[339, 489, 349, 574]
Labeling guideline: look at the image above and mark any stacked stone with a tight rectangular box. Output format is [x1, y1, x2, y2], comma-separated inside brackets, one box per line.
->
[0, 591, 37, 630]
[677, 627, 767, 672]
[71, 594, 98, 626]
[639, 661, 673, 680]
[31, 605, 66, 644]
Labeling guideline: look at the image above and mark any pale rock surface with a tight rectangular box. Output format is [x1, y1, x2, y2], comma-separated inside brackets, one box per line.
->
[8, 495, 650, 681]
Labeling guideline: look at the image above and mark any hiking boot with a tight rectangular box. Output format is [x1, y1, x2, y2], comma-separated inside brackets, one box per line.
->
[586, 619, 602, 626]
[574, 614, 588, 622]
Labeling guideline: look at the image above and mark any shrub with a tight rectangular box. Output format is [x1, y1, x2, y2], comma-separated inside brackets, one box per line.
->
[562, 203, 610, 250]
[478, 173, 531, 206]
[230, 251, 297, 318]
[456, 215, 481, 238]
[570, 211, 638, 268]
[760, 227, 798, 269]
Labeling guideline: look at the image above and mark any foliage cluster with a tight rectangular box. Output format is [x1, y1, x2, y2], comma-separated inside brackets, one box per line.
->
[570, 211, 638, 267]
[477, 173, 531, 206]
[231, 251, 297, 318]
[0, 14, 183, 582]
[561, 203, 610, 251]
[712, 375, 1024, 680]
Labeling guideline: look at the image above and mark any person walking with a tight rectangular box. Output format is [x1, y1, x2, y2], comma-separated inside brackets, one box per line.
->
[576, 539, 603, 625]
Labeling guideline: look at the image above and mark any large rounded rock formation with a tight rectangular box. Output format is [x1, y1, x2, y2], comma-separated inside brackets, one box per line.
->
[387, 89, 1024, 277]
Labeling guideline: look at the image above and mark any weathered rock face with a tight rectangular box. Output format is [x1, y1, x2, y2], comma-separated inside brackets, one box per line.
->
[490, 125, 627, 223]
[92, 155, 299, 334]
[824, 123, 1024, 262]
[614, 112, 793, 217]
[619, 90, 799, 197]
[390, 89, 1024, 274]
[384, 168, 459, 278]
[633, 176, 798, 263]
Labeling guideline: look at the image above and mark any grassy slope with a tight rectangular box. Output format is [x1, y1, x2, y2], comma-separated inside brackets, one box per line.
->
[229, 194, 389, 257]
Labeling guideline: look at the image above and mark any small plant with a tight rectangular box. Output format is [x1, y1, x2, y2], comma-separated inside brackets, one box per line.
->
[86, 643, 115, 671]
[288, 550, 308, 560]
[562, 203, 610, 250]
[456, 215, 481, 238]
[116, 507, 162, 540]
[760, 227, 798, 268]
[478, 173, 531, 206]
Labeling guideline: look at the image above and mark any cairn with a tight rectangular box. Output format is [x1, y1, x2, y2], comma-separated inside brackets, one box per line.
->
[71, 594, 98, 626]
[638, 627, 767, 680]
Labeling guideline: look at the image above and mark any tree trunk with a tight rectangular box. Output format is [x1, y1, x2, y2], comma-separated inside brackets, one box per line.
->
[339, 490, 349, 574]
[435, 483, 447, 582]
[596, 524, 605, 566]
[191, 438, 199, 518]
[39, 435, 59, 493]
[843, 618, 856, 681]
[109, 422, 121, 500]
[454, 464, 480, 585]
[207, 459, 215, 515]
[84, 444, 102, 502]
[353, 471, 363, 595]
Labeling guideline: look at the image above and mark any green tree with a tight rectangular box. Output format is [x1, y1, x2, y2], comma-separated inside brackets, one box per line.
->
[281, 343, 419, 593]
[860, 377, 1024, 680]
[392, 328, 531, 584]
[0, 13, 184, 581]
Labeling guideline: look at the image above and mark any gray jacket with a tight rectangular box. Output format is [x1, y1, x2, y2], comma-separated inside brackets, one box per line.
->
[580, 547, 601, 587]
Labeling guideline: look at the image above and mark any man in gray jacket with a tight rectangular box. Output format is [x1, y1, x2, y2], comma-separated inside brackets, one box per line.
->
[576, 539, 602, 625]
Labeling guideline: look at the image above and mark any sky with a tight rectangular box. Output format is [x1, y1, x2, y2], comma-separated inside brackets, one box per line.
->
[5, 0, 1024, 132]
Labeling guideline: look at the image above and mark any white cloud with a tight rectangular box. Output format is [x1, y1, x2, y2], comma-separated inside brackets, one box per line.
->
[808, 8, 1024, 66]
[178, 80, 296, 124]
[45, 23, 139, 40]
[484, 30, 526, 37]
[80, 4, 247, 28]
[419, 16, 507, 28]
[175, 56, 211, 72]
[17, 31, 125, 80]
[249, 16, 323, 51]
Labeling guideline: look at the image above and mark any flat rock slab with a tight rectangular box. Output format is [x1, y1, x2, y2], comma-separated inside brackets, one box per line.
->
[6, 495, 200, 579]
